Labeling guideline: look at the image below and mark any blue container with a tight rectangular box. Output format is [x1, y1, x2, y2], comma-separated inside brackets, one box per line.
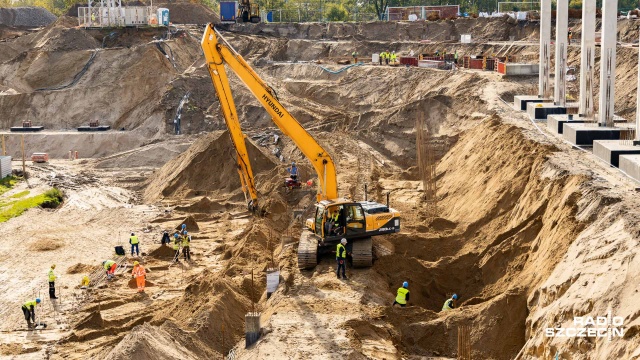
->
[157, 8, 169, 26]
[267, 11, 273, 22]
[220, 2, 237, 22]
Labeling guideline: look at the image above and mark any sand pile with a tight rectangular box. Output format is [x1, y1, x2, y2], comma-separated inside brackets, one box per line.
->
[106, 323, 206, 360]
[175, 215, 200, 232]
[144, 131, 277, 202]
[155, 3, 220, 24]
[174, 197, 229, 213]
[67, 263, 98, 274]
[148, 244, 175, 259]
[0, 7, 56, 28]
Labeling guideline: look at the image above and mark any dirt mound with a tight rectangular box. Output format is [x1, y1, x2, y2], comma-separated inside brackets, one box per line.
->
[106, 323, 205, 360]
[75, 311, 105, 331]
[175, 215, 200, 232]
[0, 7, 56, 28]
[67, 263, 98, 274]
[148, 244, 176, 259]
[144, 131, 278, 202]
[29, 239, 64, 251]
[174, 197, 229, 213]
[155, 3, 220, 24]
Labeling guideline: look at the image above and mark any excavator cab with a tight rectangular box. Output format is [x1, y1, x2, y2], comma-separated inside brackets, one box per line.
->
[313, 203, 367, 240]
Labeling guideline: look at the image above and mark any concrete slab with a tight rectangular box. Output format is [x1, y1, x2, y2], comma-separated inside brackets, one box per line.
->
[527, 102, 567, 120]
[619, 155, 640, 182]
[593, 140, 640, 167]
[563, 123, 622, 146]
[514, 95, 548, 111]
[504, 63, 539, 76]
[547, 114, 587, 134]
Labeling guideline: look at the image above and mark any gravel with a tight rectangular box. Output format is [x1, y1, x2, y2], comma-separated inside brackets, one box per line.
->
[0, 7, 57, 27]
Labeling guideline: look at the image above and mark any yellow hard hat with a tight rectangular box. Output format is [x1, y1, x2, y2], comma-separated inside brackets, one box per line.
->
[134, 261, 139, 266]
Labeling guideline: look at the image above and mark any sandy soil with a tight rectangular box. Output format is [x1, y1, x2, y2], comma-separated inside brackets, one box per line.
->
[1, 15, 640, 360]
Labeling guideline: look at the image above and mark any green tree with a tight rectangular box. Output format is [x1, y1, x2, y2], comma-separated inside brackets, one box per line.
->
[325, 2, 348, 21]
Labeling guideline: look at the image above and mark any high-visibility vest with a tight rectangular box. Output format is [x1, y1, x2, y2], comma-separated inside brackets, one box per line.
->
[379, 52, 385, 59]
[81, 276, 90, 287]
[132, 265, 146, 278]
[391, 54, 397, 61]
[104, 260, 115, 270]
[23, 300, 37, 308]
[182, 235, 190, 247]
[173, 239, 180, 250]
[130, 235, 139, 245]
[395, 287, 409, 305]
[48, 268, 56, 282]
[442, 298, 454, 311]
[332, 212, 339, 222]
[336, 243, 346, 259]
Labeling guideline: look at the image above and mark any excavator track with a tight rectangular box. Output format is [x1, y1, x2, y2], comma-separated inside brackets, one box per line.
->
[297, 231, 318, 270]
[351, 238, 373, 268]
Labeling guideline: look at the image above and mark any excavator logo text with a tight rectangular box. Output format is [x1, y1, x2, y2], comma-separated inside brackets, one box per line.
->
[262, 94, 284, 118]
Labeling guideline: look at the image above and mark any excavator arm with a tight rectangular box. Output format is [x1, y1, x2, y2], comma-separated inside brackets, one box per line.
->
[201, 24, 338, 202]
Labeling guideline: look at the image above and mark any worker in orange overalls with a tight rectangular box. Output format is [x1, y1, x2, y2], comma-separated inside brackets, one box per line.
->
[131, 261, 146, 293]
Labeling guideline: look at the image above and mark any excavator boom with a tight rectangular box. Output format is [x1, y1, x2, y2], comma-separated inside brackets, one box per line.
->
[201, 24, 338, 202]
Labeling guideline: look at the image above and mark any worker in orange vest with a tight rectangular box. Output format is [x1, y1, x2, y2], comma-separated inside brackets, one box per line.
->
[131, 261, 146, 293]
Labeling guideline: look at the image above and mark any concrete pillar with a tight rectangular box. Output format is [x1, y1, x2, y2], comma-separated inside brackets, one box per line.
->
[245, 312, 261, 347]
[579, 0, 596, 117]
[538, 0, 552, 98]
[554, 0, 569, 106]
[598, 0, 618, 127]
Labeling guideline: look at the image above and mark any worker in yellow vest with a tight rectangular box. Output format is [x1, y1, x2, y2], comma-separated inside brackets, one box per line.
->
[129, 232, 139, 257]
[390, 51, 397, 64]
[384, 50, 390, 65]
[379, 51, 385, 65]
[173, 233, 181, 262]
[392, 282, 410, 307]
[21, 298, 41, 329]
[103, 260, 117, 279]
[48, 264, 58, 299]
[442, 293, 459, 311]
[182, 230, 191, 261]
[131, 261, 146, 293]
[336, 238, 349, 280]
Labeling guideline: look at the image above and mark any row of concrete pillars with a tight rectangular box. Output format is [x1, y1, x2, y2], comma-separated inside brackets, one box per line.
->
[538, 0, 633, 133]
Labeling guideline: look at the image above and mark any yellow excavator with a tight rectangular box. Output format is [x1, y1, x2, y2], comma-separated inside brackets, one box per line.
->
[201, 24, 401, 269]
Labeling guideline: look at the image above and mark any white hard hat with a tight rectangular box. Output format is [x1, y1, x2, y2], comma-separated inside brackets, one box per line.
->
[341, 238, 347, 244]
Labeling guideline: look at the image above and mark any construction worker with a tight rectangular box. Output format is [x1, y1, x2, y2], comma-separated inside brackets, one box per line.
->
[21, 298, 41, 329]
[336, 238, 348, 279]
[181, 223, 187, 232]
[103, 260, 117, 279]
[352, 50, 358, 64]
[568, 28, 573, 44]
[454, 50, 459, 64]
[288, 161, 298, 180]
[385, 50, 390, 65]
[390, 51, 397, 64]
[379, 51, 385, 65]
[173, 233, 181, 262]
[91, 12, 96, 25]
[392, 281, 410, 307]
[182, 230, 191, 261]
[442, 293, 459, 311]
[129, 232, 139, 256]
[48, 264, 58, 299]
[131, 261, 146, 293]
[161, 230, 170, 245]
